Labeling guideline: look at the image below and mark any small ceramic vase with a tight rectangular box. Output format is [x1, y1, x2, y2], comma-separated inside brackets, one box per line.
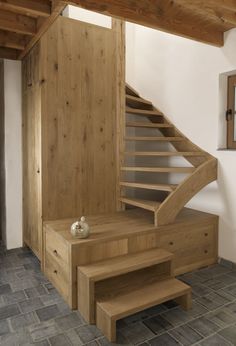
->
[70, 216, 90, 239]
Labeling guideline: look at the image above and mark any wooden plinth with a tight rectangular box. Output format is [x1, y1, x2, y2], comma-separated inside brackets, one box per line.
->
[43, 207, 218, 309]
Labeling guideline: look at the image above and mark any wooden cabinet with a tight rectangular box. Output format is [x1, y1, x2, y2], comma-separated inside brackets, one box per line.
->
[22, 17, 125, 259]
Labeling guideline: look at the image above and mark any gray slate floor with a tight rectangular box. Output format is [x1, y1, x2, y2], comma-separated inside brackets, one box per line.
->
[1, 244, 236, 345]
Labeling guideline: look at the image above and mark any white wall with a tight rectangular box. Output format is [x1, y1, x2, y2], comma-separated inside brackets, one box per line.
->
[4, 60, 22, 250]
[126, 25, 236, 262]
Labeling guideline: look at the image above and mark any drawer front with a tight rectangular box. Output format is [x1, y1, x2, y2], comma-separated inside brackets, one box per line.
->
[45, 230, 69, 266]
[159, 224, 217, 269]
[45, 251, 69, 302]
[159, 225, 215, 251]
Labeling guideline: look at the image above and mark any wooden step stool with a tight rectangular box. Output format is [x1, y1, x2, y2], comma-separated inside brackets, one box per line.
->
[96, 278, 192, 342]
[77, 248, 174, 323]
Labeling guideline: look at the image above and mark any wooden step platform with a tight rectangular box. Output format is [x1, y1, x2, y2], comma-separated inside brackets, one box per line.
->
[124, 151, 205, 157]
[126, 121, 172, 128]
[120, 182, 177, 192]
[119, 197, 161, 211]
[125, 136, 184, 141]
[96, 278, 192, 342]
[126, 84, 140, 97]
[126, 95, 153, 109]
[121, 166, 195, 173]
[77, 248, 173, 323]
[126, 107, 163, 117]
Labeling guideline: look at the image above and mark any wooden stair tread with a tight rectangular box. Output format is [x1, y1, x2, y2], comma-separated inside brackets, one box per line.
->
[124, 151, 205, 157]
[126, 95, 152, 105]
[78, 248, 173, 282]
[121, 166, 195, 173]
[126, 107, 163, 116]
[125, 136, 184, 141]
[119, 197, 161, 211]
[126, 121, 171, 128]
[97, 278, 191, 319]
[120, 182, 177, 192]
[126, 84, 140, 97]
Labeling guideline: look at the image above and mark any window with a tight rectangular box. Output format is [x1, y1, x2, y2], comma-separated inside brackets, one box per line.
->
[227, 75, 236, 149]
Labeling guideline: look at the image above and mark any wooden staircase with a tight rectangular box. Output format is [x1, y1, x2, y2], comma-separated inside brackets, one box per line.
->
[120, 84, 217, 226]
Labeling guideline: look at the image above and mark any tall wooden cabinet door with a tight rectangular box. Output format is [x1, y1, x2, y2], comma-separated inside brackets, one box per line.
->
[40, 17, 125, 221]
[22, 44, 42, 259]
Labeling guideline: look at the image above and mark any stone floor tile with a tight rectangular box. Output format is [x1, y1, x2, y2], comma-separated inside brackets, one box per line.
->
[196, 292, 231, 311]
[183, 301, 208, 318]
[25, 285, 48, 298]
[10, 311, 39, 330]
[119, 322, 155, 345]
[36, 304, 60, 322]
[178, 273, 205, 285]
[49, 333, 73, 345]
[97, 332, 132, 346]
[29, 320, 59, 342]
[219, 324, 236, 344]
[65, 328, 84, 345]
[55, 311, 84, 331]
[191, 283, 213, 297]
[143, 314, 173, 335]
[199, 333, 232, 346]
[2, 289, 27, 304]
[196, 265, 231, 279]
[161, 307, 192, 326]
[148, 332, 181, 346]
[145, 304, 168, 316]
[205, 308, 236, 328]
[0, 319, 10, 336]
[19, 297, 43, 313]
[223, 283, 236, 298]
[85, 341, 100, 346]
[169, 325, 203, 345]
[0, 283, 12, 295]
[0, 303, 21, 320]
[10, 278, 39, 292]
[75, 324, 103, 343]
[123, 310, 150, 325]
[0, 327, 32, 345]
[33, 340, 50, 346]
[187, 316, 219, 337]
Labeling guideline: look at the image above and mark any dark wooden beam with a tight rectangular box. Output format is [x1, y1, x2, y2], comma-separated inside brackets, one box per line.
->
[18, 0, 67, 59]
[0, 0, 51, 18]
[0, 30, 28, 50]
[0, 46, 19, 59]
[67, 0, 224, 46]
[0, 9, 36, 35]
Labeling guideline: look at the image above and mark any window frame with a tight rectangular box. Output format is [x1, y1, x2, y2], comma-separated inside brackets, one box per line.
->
[227, 75, 236, 149]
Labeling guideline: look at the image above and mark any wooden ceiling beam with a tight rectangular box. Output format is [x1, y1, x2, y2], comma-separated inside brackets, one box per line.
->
[0, 30, 28, 50]
[18, 1, 67, 59]
[0, 9, 36, 35]
[0, 0, 51, 18]
[0, 46, 19, 59]
[67, 0, 224, 46]
[175, 0, 236, 27]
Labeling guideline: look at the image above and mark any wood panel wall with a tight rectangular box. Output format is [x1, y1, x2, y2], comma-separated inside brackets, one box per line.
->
[22, 16, 125, 259]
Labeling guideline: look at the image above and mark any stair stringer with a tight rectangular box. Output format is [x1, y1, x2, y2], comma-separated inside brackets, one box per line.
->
[155, 158, 217, 226]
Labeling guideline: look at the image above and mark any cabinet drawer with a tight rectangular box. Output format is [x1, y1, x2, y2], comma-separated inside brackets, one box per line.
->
[45, 230, 69, 265]
[45, 251, 69, 302]
[159, 225, 215, 251]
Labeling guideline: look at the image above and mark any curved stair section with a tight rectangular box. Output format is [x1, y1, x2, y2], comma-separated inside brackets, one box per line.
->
[120, 84, 217, 226]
